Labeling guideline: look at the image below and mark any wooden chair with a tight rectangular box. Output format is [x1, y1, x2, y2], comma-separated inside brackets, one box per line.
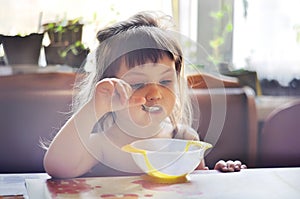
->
[258, 100, 300, 167]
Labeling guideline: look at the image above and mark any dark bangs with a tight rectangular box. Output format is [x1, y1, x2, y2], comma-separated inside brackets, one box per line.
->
[102, 49, 177, 78]
[123, 48, 174, 69]
[101, 26, 182, 78]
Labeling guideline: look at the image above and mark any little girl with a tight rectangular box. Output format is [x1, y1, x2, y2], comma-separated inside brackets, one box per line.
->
[44, 11, 246, 178]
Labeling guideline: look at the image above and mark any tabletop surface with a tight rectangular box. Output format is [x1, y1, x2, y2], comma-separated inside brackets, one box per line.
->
[1, 167, 300, 199]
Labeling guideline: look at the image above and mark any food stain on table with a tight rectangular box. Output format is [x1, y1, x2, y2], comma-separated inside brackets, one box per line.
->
[46, 177, 202, 199]
[132, 179, 203, 196]
[46, 179, 100, 197]
[46, 178, 153, 199]
[100, 193, 153, 199]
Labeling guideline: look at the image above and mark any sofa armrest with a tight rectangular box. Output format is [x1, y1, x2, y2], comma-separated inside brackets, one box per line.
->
[189, 87, 258, 168]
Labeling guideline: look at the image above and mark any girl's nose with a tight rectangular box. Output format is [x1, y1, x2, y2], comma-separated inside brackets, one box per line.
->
[145, 84, 162, 101]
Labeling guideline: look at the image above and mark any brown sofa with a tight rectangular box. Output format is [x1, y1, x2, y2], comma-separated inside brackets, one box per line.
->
[0, 72, 76, 173]
[257, 100, 300, 167]
[0, 72, 258, 173]
[190, 87, 257, 168]
[187, 73, 257, 168]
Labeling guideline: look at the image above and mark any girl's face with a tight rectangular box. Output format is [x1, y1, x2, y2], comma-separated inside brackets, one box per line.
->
[116, 55, 177, 128]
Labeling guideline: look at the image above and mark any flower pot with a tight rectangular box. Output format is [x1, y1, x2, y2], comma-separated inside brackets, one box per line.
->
[0, 33, 44, 65]
[44, 44, 89, 67]
[65, 48, 90, 68]
[44, 44, 67, 65]
[222, 70, 260, 95]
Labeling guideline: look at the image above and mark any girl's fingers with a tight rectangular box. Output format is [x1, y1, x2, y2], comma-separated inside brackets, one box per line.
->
[214, 160, 227, 171]
[128, 96, 146, 107]
[94, 78, 146, 112]
[226, 160, 235, 172]
[114, 79, 146, 108]
[111, 79, 145, 110]
[234, 160, 242, 171]
[114, 80, 130, 105]
[214, 160, 247, 172]
[241, 164, 247, 169]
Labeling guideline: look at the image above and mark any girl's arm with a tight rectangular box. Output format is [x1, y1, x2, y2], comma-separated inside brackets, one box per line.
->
[43, 100, 104, 178]
[44, 78, 145, 178]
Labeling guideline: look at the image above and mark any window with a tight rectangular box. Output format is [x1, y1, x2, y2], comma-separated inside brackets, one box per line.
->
[233, 0, 300, 87]
[0, 0, 172, 60]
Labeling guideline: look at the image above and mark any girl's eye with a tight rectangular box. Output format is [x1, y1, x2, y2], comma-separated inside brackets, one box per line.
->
[159, 80, 172, 85]
[130, 83, 145, 90]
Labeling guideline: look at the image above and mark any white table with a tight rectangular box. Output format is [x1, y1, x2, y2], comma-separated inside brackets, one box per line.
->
[21, 168, 300, 199]
[0, 173, 50, 198]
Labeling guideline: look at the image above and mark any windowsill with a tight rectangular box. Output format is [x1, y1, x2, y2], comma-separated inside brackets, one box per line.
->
[0, 64, 76, 76]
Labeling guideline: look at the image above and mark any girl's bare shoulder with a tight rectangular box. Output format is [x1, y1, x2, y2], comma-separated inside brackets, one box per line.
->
[174, 124, 199, 140]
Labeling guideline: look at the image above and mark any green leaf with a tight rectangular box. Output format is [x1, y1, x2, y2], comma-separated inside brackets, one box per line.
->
[59, 50, 67, 58]
[46, 23, 55, 30]
[210, 11, 224, 20]
[209, 37, 224, 48]
[226, 23, 233, 32]
[55, 25, 63, 32]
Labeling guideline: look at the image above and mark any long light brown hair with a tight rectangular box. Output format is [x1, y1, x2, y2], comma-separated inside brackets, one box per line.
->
[73, 11, 193, 133]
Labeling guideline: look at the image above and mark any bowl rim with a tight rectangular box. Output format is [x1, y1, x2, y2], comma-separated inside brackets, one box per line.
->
[128, 138, 212, 154]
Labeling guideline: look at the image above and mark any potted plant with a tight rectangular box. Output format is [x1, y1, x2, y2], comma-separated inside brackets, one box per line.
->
[208, 3, 233, 70]
[43, 18, 83, 45]
[60, 41, 90, 68]
[0, 33, 44, 65]
[43, 17, 89, 67]
[44, 44, 66, 65]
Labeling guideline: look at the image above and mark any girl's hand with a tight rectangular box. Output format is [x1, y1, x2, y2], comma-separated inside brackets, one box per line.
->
[93, 78, 145, 118]
[214, 160, 247, 172]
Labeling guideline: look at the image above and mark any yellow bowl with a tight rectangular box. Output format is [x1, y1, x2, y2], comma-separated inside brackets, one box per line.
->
[122, 138, 212, 183]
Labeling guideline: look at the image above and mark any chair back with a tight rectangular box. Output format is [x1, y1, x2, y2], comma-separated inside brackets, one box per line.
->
[258, 100, 300, 167]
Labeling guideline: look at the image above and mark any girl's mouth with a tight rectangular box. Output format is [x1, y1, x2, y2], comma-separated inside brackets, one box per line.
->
[141, 104, 162, 113]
